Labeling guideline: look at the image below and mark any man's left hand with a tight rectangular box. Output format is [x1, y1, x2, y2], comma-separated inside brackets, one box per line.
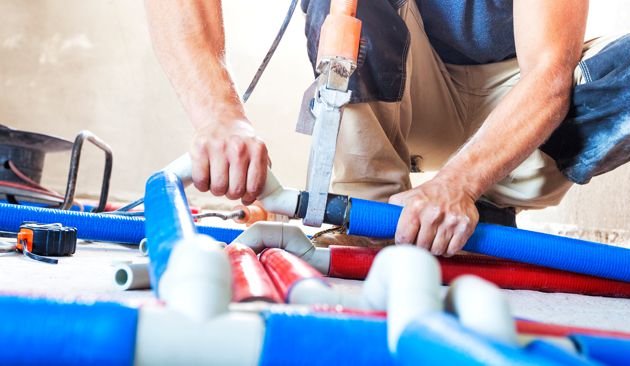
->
[389, 177, 479, 257]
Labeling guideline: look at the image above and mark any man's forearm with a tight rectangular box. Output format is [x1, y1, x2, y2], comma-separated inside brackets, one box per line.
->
[436, 64, 574, 199]
[145, 0, 245, 128]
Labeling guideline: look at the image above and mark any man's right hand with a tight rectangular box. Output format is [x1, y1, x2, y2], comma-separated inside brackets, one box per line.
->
[190, 118, 269, 205]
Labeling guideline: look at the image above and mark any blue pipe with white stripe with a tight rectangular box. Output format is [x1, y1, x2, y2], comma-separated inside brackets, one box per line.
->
[346, 198, 630, 283]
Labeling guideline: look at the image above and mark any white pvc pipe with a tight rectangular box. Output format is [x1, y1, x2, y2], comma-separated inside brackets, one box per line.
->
[135, 307, 264, 366]
[138, 238, 149, 256]
[361, 245, 442, 353]
[289, 278, 363, 308]
[163, 153, 300, 217]
[158, 234, 232, 322]
[444, 275, 517, 345]
[233, 221, 331, 274]
[113, 262, 150, 291]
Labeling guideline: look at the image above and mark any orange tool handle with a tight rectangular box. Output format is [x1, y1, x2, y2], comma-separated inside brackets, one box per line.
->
[317, 0, 362, 64]
[16, 229, 33, 252]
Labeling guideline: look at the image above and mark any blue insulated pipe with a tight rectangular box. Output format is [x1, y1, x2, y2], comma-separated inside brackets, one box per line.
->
[144, 171, 198, 291]
[396, 313, 582, 366]
[0, 203, 242, 245]
[347, 198, 630, 283]
[0, 296, 138, 366]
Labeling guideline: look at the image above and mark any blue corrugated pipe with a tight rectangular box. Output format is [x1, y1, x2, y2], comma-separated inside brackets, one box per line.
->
[0, 203, 241, 245]
[570, 334, 630, 366]
[144, 171, 199, 292]
[396, 313, 593, 366]
[0, 296, 138, 366]
[260, 311, 393, 366]
[347, 198, 630, 283]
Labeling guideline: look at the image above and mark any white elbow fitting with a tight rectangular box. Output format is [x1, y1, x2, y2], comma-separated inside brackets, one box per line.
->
[444, 275, 517, 345]
[158, 234, 232, 322]
[114, 262, 150, 291]
[361, 245, 442, 353]
[233, 222, 331, 274]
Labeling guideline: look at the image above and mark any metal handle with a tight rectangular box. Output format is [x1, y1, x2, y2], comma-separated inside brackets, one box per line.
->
[60, 131, 113, 212]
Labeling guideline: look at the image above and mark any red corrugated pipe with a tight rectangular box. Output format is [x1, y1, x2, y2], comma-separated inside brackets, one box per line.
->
[225, 243, 282, 303]
[260, 248, 325, 303]
[328, 245, 630, 298]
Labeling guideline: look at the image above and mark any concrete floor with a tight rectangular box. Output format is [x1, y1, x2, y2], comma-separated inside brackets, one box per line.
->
[1, 238, 629, 333]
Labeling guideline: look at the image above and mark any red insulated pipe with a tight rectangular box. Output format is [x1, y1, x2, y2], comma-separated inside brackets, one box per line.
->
[260, 248, 325, 303]
[225, 243, 282, 303]
[328, 245, 630, 298]
[515, 319, 630, 339]
[308, 305, 630, 340]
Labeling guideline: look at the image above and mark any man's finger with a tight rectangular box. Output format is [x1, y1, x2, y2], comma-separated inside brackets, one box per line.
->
[430, 225, 452, 256]
[445, 223, 474, 257]
[191, 149, 210, 192]
[209, 149, 229, 196]
[226, 157, 248, 200]
[246, 143, 268, 198]
[395, 207, 421, 245]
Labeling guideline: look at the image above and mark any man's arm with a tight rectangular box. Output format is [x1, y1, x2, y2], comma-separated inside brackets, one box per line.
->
[145, 0, 268, 204]
[390, 0, 589, 256]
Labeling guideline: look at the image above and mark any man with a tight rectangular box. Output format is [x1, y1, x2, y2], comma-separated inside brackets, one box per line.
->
[145, 1, 630, 256]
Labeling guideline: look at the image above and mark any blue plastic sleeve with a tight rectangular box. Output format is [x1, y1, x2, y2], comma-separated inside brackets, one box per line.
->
[0, 203, 241, 245]
[346, 198, 630, 282]
[396, 313, 560, 366]
[144, 171, 197, 292]
[259, 311, 393, 366]
[570, 334, 630, 366]
[0, 296, 138, 366]
[525, 340, 596, 366]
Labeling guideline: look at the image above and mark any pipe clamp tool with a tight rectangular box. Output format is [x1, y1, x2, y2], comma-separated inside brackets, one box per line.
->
[296, 0, 362, 227]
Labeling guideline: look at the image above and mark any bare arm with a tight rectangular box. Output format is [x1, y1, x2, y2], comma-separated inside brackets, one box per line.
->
[145, 0, 268, 203]
[391, 0, 589, 255]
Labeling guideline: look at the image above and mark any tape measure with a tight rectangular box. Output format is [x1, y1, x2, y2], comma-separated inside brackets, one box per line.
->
[16, 223, 77, 264]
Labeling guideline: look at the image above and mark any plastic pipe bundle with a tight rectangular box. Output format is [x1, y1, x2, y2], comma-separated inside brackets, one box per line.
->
[346, 198, 630, 282]
[260, 248, 328, 303]
[0, 296, 138, 366]
[327, 245, 630, 297]
[0, 202, 241, 245]
[225, 242, 282, 303]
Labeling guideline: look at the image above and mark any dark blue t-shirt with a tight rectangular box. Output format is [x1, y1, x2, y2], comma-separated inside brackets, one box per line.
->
[416, 0, 516, 65]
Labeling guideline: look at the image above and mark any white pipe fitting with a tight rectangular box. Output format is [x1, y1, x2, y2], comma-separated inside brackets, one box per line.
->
[444, 275, 517, 345]
[234, 222, 331, 274]
[113, 262, 150, 291]
[135, 307, 265, 366]
[289, 278, 363, 308]
[138, 238, 149, 256]
[361, 245, 442, 353]
[159, 234, 232, 322]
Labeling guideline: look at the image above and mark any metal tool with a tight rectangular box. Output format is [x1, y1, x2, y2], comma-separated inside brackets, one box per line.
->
[296, 0, 362, 227]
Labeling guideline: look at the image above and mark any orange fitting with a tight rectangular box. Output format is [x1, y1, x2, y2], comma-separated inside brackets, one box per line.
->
[330, 0, 358, 17]
[234, 204, 268, 226]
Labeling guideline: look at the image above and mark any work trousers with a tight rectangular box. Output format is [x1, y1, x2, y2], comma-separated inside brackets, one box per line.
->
[302, 0, 630, 210]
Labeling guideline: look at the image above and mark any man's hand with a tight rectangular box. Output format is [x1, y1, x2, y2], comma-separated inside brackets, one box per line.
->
[191, 118, 269, 205]
[389, 177, 478, 257]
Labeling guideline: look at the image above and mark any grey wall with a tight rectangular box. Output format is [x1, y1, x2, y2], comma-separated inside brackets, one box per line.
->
[1, 1, 629, 236]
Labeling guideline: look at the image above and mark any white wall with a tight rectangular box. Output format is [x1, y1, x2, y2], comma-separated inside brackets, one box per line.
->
[1, 1, 629, 236]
